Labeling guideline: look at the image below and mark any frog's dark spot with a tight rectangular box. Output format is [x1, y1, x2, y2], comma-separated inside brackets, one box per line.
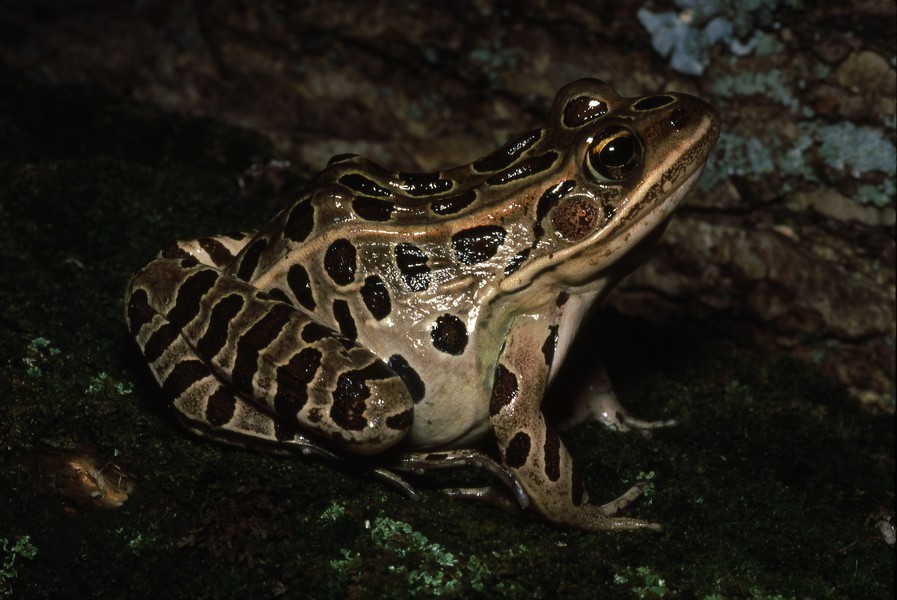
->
[332, 299, 357, 341]
[267, 288, 291, 304]
[562, 96, 607, 128]
[394, 242, 430, 291]
[284, 200, 315, 242]
[388, 354, 426, 403]
[487, 151, 558, 186]
[274, 346, 322, 416]
[324, 239, 357, 285]
[301, 321, 332, 343]
[331, 361, 397, 431]
[555, 291, 569, 307]
[632, 95, 674, 111]
[399, 172, 454, 196]
[234, 238, 267, 282]
[199, 237, 235, 267]
[168, 269, 219, 328]
[543, 428, 561, 482]
[143, 323, 179, 364]
[430, 190, 476, 215]
[339, 173, 391, 197]
[504, 248, 530, 276]
[489, 364, 518, 416]
[232, 304, 294, 395]
[196, 294, 244, 360]
[386, 408, 413, 431]
[431, 314, 468, 355]
[451, 225, 506, 265]
[361, 275, 391, 320]
[534, 180, 575, 240]
[473, 129, 541, 173]
[162, 359, 208, 401]
[287, 264, 316, 311]
[541, 324, 559, 368]
[504, 431, 531, 469]
[126, 288, 154, 335]
[353, 196, 395, 221]
[205, 386, 237, 427]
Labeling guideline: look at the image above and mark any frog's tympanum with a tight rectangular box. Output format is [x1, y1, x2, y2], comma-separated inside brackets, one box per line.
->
[126, 79, 719, 532]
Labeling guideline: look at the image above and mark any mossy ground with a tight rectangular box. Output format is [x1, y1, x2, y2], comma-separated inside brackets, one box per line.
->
[0, 73, 893, 599]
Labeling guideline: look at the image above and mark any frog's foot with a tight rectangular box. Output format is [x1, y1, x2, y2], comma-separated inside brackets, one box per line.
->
[598, 481, 652, 516]
[383, 449, 530, 509]
[443, 485, 662, 532]
[556, 361, 676, 434]
[370, 467, 422, 501]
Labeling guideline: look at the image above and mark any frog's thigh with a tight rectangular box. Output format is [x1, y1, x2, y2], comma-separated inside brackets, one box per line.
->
[125, 256, 413, 456]
[489, 316, 657, 532]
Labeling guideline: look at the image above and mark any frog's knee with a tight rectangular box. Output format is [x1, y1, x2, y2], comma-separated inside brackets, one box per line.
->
[328, 364, 414, 456]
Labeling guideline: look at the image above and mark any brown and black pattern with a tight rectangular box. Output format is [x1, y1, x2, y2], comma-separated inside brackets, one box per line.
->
[542, 428, 562, 482]
[504, 431, 531, 469]
[398, 172, 454, 196]
[360, 275, 391, 320]
[323, 239, 357, 285]
[430, 314, 468, 355]
[127, 254, 414, 455]
[338, 173, 391, 197]
[534, 180, 575, 240]
[394, 243, 430, 291]
[387, 354, 425, 403]
[451, 225, 506, 265]
[331, 360, 397, 431]
[332, 299, 358, 340]
[231, 303, 295, 397]
[195, 294, 245, 360]
[430, 190, 476, 215]
[234, 238, 268, 282]
[562, 95, 608, 128]
[488, 363, 519, 416]
[541, 325, 559, 367]
[487, 151, 558, 186]
[272, 346, 322, 416]
[287, 263, 316, 311]
[199, 237, 236, 267]
[352, 196, 395, 221]
[472, 129, 541, 173]
[283, 200, 315, 243]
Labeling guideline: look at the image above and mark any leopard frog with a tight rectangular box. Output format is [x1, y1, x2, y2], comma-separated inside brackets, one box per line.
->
[125, 79, 719, 532]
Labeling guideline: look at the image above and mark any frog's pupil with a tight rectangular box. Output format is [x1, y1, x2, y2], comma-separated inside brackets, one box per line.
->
[600, 136, 634, 167]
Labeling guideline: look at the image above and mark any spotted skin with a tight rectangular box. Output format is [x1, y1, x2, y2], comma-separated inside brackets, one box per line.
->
[126, 79, 720, 533]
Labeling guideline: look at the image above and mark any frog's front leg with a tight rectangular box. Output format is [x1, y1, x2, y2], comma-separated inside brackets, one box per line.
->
[125, 242, 414, 456]
[555, 353, 676, 434]
[489, 315, 661, 532]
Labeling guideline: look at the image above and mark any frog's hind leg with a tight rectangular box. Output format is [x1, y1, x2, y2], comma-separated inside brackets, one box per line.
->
[382, 449, 530, 509]
[125, 252, 414, 457]
[553, 349, 676, 434]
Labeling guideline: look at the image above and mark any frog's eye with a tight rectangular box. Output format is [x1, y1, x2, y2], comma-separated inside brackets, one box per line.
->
[585, 127, 642, 181]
